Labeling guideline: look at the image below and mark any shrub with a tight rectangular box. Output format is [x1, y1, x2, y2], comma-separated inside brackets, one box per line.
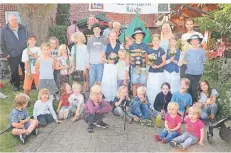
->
[48, 25, 68, 44]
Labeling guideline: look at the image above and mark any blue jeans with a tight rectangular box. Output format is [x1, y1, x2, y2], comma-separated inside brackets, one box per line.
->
[131, 103, 150, 120]
[158, 128, 179, 143]
[200, 103, 218, 120]
[89, 64, 104, 88]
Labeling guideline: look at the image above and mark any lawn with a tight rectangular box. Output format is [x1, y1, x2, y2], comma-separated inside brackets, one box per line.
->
[0, 80, 39, 152]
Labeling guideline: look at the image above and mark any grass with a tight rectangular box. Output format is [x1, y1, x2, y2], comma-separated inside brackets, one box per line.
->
[0, 80, 39, 152]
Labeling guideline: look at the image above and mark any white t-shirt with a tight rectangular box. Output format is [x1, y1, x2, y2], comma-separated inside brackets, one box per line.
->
[116, 60, 129, 80]
[21, 46, 41, 74]
[199, 89, 219, 103]
[68, 93, 84, 107]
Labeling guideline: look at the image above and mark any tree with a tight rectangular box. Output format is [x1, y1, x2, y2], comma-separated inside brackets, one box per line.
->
[55, 4, 70, 26]
[17, 4, 56, 44]
[195, 4, 231, 41]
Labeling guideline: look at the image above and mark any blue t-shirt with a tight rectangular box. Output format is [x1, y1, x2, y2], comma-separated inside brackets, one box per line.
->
[129, 42, 149, 68]
[147, 47, 165, 73]
[9, 108, 29, 126]
[171, 91, 192, 113]
[184, 48, 206, 75]
[164, 49, 181, 73]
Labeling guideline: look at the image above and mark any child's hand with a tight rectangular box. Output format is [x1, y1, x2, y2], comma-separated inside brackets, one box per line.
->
[56, 109, 60, 113]
[152, 65, 158, 69]
[198, 140, 204, 146]
[170, 56, 174, 61]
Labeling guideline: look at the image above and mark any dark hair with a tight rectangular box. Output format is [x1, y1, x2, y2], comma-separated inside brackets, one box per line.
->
[161, 82, 171, 89]
[197, 80, 212, 99]
[73, 20, 77, 24]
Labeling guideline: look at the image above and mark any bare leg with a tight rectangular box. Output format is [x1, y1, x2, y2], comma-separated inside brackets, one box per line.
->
[26, 119, 38, 134]
[12, 129, 27, 136]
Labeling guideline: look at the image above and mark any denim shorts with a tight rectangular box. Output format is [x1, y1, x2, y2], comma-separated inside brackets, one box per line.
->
[131, 67, 147, 85]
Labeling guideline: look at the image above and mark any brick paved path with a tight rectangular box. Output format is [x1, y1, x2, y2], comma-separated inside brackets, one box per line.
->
[17, 114, 230, 152]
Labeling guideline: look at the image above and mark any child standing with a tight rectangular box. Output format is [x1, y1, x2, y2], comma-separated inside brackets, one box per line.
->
[184, 34, 206, 102]
[21, 34, 41, 95]
[195, 80, 219, 121]
[56, 44, 72, 86]
[129, 27, 149, 96]
[70, 32, 89, 93]
[164, 35, 181, 94]
[9, 93, 38, 143]
[130, 86, 152, 126]
[35, 43, 59, 101]
[171, 78, 192, 116]
[153, 102, 182, 143]
[113, 86, 139, 123]
[170, 106, 205, 150]
[33, 88, 61, 127]
[147, 34, 166, 110]
[116, 48, 130, 89]
[69, 82, 84, 122]
[56, 83, 72, 120]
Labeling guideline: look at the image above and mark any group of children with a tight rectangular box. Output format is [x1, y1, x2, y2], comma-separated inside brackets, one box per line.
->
[8, 23, 219, 150]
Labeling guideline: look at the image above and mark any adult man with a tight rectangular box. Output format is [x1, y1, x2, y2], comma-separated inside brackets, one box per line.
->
[179, 18, 205, 79]
[103, 21, 113, 38]
[112, 22, 121, 42]
[66, 20, 79, 50]
[83, 15, 98, 44]
[87, 23, 105, 88]
[1, 14, 27, 91]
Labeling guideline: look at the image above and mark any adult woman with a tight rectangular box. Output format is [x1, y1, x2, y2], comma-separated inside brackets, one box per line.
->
[160, 23, 172, 53]
[84, 84, 111, 133]
[100, 30, 121, 101]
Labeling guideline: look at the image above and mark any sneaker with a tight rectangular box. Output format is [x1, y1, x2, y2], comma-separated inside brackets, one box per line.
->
[96, 120, 109, 128]
[87, 124, 94, 133]
[153, 134, 160, 141]
[146, 119, 154, 127]
[20, 134, 28, 144]
[140, 119, 146, 126]
[32, 128, 38, 136]
[162, 138, 166, 143]
[177, 144, 185, 150]
[169, 141, 177, 148]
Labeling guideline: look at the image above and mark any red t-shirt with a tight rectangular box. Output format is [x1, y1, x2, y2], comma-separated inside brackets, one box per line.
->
[185, 117, 205, 140]
[61, 93, 71, 106]
[165, 114, 182, 134]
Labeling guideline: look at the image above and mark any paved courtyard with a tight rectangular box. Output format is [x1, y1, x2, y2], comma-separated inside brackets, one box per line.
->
[17, 114, 230, 152]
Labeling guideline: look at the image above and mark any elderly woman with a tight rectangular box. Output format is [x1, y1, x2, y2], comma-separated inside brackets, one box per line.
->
[84, 84, 111, 133]
[160, 23, 172, 53]
[100, 30, 121, 102]
[113, 22, 121, 41]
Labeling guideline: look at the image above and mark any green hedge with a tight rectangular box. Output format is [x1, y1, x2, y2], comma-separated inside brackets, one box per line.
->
[202, 58, 231, 119]
[48, 25, 68, 44]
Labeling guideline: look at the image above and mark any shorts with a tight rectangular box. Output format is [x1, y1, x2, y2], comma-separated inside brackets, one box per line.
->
[131, 67, 147, 85]
[23, 73, 39, 90]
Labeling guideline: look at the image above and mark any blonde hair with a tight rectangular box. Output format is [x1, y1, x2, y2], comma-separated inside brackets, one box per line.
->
[118, 49, 127, 55]
[167, 102, 179, 110]
[161, 23, 172, 40]
[137, 86, 147, 95]
[90, 84, 101, 99]
[71, 32, 86, 44]
[40, 42, 50, 50]
[180, 78, 191, 87]
[113, 22, 121, 28]
[58, 44, 68, 56]
[38, 88, 50, 100]
[117, 86, 128, 98]
[72, 82, 82, 90]
[152, 34, 161, 41]
[13, 93, 30, 108]
[169, 34, 177, 41]
[189, 106, 201, 116]
[49, 36, 59, 49]
[125, 36, 134, 43]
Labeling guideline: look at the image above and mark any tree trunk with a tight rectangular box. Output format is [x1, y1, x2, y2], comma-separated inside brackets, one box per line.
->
[16, 4, 56, 45]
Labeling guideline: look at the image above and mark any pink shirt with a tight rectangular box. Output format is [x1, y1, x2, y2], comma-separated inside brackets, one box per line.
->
[67, 24, 80, 45]
[165, 114, 182, 134]
[185, 117, 205, 140]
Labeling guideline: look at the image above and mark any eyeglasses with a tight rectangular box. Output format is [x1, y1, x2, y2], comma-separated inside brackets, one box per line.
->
[92, 92, 102, 96]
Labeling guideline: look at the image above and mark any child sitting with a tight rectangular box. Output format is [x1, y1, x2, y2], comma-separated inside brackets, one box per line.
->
[9, 93, 38, 144]
[153, 102, 182, 143]
[69, 82, 84, 122]
[171, 78, 192, 116]
[57, 83, 72, 120]
[33, 88, 61, 127]
[170, 106, 205, 150]
[130, 86, 152, 126]
[113, 86, 139, 123]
